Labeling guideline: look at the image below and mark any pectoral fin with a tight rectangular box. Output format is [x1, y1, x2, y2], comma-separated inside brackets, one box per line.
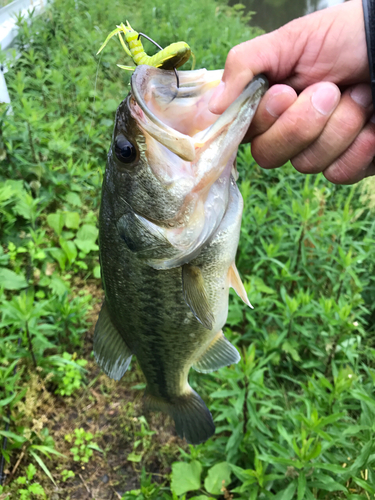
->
[228, 262, 253, 308]
[182, 264, 214, 330]
[94, 301, 132, 381]
[193, 331, 240, 373]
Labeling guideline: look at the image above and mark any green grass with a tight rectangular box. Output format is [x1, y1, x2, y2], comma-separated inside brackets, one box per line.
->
[0, 0, 374, 498]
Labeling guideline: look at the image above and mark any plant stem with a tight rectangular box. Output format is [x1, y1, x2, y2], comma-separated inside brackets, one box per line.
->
[26, 121, 37, 164]
[290, 227, 305, 295]
[242, 345, 249, 436]
[25, 321, 37, 368]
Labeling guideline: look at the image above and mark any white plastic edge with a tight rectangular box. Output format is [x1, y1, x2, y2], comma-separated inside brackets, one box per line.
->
[0, 0, 46, 103]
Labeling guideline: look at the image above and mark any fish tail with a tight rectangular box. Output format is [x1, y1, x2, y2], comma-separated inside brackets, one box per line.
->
[143, 386, 215, 445]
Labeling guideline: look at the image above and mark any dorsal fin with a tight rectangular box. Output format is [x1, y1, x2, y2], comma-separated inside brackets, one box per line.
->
[94, 301, 132, 381]
[182, 264, 214, 330]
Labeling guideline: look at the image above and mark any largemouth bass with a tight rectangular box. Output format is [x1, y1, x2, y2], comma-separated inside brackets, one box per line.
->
[94, 66, 268, 444]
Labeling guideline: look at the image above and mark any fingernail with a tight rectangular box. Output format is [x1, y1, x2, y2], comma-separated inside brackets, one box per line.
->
[208, 81, 225, 113]
[266, 88, 295, 117]
[350, 84, 373, 108]
[311, 84, 339, 115]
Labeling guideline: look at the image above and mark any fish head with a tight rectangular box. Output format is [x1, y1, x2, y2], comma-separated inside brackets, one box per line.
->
[104, 66, 268, 267]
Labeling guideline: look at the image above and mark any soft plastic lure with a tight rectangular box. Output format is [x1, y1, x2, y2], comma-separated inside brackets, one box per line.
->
[97, 21, 195, 87]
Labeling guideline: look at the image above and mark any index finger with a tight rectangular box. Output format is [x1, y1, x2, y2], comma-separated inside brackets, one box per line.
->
[208, 26, 304, 115]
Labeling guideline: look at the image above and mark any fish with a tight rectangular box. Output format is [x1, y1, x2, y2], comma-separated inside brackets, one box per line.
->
[94, 66, 268, 444]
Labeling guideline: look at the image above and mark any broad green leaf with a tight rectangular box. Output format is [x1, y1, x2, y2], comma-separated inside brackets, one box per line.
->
[47, 212, 65, 235]
[93, 265, 101, 279]
[48, 248, 67, 271]
[171, 460, 202, 496]
[26, 463, 37, 480]
[48, 276, 69, 296]
[127, 452, 142, 462]
[0, 268, 27, 290]
[204, 462, 231, 495]
[28, 483, 45, 496]
[59, 237, 77, 265]
[74, 224, 99, 254]
[0, 246, 9, 266]
[64, 192, 82, 207]
[64, 211, 80, 229]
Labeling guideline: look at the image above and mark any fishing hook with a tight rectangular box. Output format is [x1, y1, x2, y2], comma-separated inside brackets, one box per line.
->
[137, 32, 179, 88]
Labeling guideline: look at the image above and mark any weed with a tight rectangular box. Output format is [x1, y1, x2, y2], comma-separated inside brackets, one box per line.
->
[0, 464, 46, 499]
[51, 352, 87, 397]
[64, 428, 102, 464]
[0, 0, 374, 497]
[60, 469, 75, 482]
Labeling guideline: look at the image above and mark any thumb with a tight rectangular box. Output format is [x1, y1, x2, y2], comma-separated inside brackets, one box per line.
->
[208, 25, 307, 115]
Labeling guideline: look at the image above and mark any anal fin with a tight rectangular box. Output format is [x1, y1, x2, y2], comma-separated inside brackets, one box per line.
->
[182, 264, 214, 330]
[94, 301, 132, 381]
[228, 262, 253, 308]
[193, 330, 240, 373]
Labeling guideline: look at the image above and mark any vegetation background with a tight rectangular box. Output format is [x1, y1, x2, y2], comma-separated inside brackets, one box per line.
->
[0, 0, 375, 498]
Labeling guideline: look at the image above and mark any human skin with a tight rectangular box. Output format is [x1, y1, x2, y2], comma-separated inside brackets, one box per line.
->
[208, 0, 375, 184]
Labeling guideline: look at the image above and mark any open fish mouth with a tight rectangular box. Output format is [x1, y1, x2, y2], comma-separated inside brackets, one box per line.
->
[127, 66, 268, 269]
[130, 66, 268, 163]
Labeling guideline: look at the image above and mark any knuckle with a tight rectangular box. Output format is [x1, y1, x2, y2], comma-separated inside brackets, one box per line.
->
[251, 138, 281, 168]
[279, 114, 314, 146]
[292, 150, 324, 174]
[226, 45, 244, 66]
[324, 162, 351, 184]
[355, 128, 375, 158]
[332, 114, 364, 140]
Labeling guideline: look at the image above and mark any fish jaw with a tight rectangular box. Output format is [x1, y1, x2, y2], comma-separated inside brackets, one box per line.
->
[130, 66, 267, 168]
[123, 67, 268, 268]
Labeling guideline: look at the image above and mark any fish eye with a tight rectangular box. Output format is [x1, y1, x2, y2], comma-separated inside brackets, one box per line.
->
[114, 134, 138, 164]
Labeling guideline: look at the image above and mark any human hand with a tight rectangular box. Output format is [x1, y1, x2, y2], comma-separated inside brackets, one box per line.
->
[209, 0, 375, 183]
